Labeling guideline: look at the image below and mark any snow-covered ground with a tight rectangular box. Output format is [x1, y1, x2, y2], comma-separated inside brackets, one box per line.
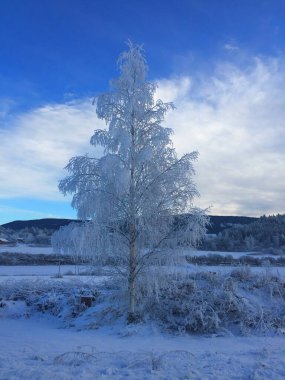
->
[1, 249, 285, 379]
[0, 243, 53, 255]
[192, 249, 285, 259]
[1, 244, 281, 258]
[0, 264, 75, 277]
[191, 264, 285, 277]
[192, 250, 254, 257]
[0, 315, 285, 379]
[1, 263, 285, 280]
[0, 264, 95, 277]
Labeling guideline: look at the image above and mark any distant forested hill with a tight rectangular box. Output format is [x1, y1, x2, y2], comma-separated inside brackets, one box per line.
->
[1, 218, 80, 231]
[206, 215, 257, 234]
[1, 216, 257, 234]
[202, 214, 285, 252]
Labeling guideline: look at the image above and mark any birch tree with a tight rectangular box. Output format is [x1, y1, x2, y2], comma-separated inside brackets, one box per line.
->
[57, 42, 208, 321]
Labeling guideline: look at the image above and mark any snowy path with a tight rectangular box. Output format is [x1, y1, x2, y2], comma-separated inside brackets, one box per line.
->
[0, 244, 53, 255]
[0, 265, 76, 277]
[0, 317, 285, 379]
[190, 264, 285, 277]
[0, 266, 111, 284]
[1, 263, 285, 278]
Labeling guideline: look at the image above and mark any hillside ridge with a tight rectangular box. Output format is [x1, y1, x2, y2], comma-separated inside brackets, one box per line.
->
[1, 215, 258, 234]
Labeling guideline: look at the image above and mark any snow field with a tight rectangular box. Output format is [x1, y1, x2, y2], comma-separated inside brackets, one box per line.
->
[1, 251, 285, 379]
[2, 262, 285, 283]
[0, 318, 285, 379]
[0, 244, 53, 255]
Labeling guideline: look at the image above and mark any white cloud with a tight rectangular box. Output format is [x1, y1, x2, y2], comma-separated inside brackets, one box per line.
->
[158, 57, 285, 216]
[1, 56, 284, 216]
[0, 100, 104, 200]
[224, 43, 239, 52]
[223, 38, 240, 53]
[155, 77, 192, 103]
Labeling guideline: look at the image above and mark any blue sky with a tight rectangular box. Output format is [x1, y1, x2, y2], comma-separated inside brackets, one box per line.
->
[1, 0, 285, 224]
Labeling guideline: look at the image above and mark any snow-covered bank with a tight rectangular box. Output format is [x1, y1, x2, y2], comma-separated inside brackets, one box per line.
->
[0, 317, 285, 379]
[0, 265, 98, 277]
[1, 257, 285, 378]
[0, 244, 53, 255]
[1, 263, 285, 278]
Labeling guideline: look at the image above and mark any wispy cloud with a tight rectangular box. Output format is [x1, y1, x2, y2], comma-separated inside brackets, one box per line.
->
[157, 56, 285, 216]
[0, 98, 15, 119]
[0, 204, 60, 220]
[224, 43, 239, 52]
[1, 56, 284, 217]
[0, 100, 104, 200]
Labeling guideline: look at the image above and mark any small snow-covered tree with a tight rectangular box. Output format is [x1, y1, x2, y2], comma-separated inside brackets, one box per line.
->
[58, 42, 208, 321]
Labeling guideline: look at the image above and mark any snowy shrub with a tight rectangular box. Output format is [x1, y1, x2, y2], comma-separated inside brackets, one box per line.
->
[2, 271, 285, 336]
[0, 300, 29, 318]
[0, 279, 99, 319]
[145, 271, 285, 335]
[54, 351, 96, 366]
[230, 266, 252, 281]
[188, 253, 285, 267]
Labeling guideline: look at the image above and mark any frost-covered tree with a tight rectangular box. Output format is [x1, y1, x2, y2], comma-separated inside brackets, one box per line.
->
[57, 42, 208, 321]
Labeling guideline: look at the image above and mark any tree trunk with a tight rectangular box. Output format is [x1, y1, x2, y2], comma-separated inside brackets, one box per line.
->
[128, 237, 136, 323]
[128, 119, 137, 323]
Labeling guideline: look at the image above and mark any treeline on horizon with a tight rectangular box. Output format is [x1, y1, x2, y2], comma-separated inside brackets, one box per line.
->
[1, 214, 284, 253]
[202, 214, 285, 253]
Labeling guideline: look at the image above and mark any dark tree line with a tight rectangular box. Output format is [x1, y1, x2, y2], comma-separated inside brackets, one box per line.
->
[201, 214, 285, 253]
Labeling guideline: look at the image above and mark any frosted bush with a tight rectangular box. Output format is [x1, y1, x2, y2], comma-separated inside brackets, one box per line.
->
[230, 266, 252, 281]
[1, 271, 285, 335]
[0, 279, 99, 319]
[145, 271, 285, 335]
